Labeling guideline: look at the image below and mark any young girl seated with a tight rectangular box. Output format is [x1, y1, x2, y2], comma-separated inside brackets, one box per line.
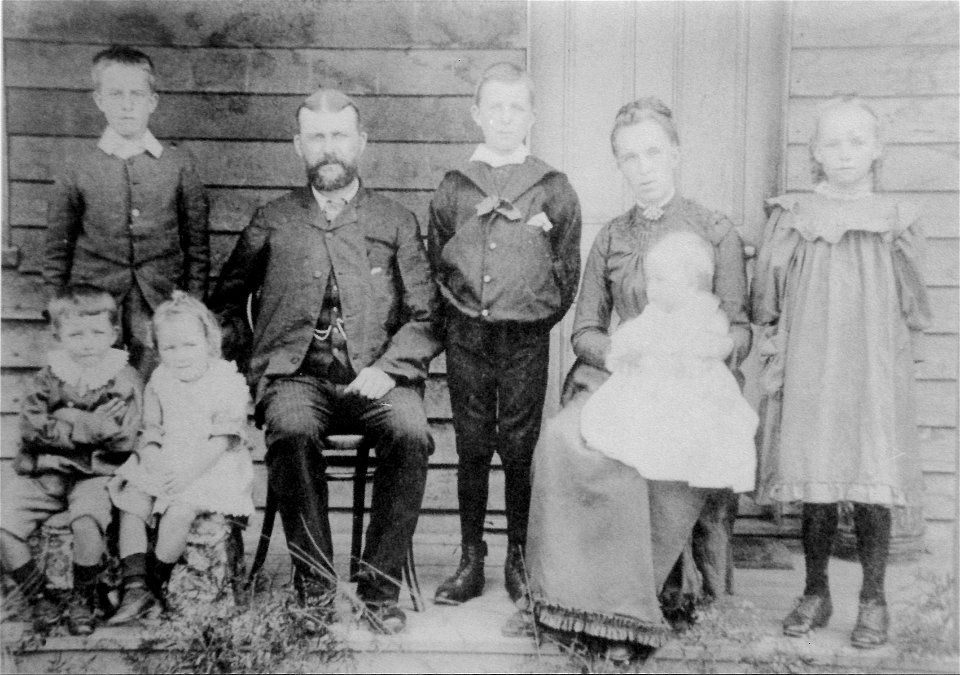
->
[107, 291, 253, 623]
[580, 230, 757, 492]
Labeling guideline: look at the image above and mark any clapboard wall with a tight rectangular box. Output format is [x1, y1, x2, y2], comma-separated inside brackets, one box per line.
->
[1, 0, 526, 553]
[784, 1, 959, 550]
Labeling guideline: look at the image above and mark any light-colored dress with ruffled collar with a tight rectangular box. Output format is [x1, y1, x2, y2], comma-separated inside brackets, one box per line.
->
[751, 186, 931, 507]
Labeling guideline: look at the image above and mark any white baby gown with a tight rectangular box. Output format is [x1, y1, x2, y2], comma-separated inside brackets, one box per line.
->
[580, 292, 757, 492]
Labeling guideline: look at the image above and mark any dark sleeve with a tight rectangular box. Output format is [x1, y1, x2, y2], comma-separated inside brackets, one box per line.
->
[427, 174, 457, 280]
[711, 215, 752, 368]
[570, 227, 613, 370]
[373, 211, 443, 382]
[43, 165, 82, 295]
[543, 173, 583, 322]
[104, 367, 144, 457]
[208, 210, 271, 365]
[177, 148, 210, 300]
[19, 370, 111, 453]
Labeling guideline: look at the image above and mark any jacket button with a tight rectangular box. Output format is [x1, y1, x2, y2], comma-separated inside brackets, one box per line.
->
[488, 242, 497, 250]
[290, 356, 299, 364]
[481, 308, 490, 317]
[313, 271, 322, 278]
[131, 208, 140, 218]
[483, 274, 492, 283]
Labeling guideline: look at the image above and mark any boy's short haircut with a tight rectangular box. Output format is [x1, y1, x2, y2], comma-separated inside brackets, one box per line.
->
[296, 88, 363, 131]
[47, 285, 119, 330]
[91, 45, 156, 92]
[645, 231, 716, 293]
[473, 62, 534, 107]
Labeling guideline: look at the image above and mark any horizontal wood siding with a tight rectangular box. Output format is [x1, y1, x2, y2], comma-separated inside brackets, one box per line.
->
[785, 2, 959, 537]
[1, 0, 526, 553]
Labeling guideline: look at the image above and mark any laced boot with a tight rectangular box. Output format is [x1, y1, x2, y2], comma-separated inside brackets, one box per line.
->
[504, 542, 530, 608]
[434, 541, 486, 605]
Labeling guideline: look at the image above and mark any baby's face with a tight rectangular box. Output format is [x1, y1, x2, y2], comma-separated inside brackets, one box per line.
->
[471, 80, 534, 155]
[156, 315, 210, 382]
[645, 260, 697, 313]
[93, 63, 158, 141]
[56, 313, 118, 369]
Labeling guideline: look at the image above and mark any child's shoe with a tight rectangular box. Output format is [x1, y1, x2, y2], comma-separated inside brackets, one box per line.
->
[65, 589, 96, 636]
[107, 581, 159, 625]
[31, 590, 65, 630]
[782, 594, 832, 636]
[850, 599, 888, 649]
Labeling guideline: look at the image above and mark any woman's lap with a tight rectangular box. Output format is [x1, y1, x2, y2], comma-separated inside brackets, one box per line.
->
[528, 396, 710, 646]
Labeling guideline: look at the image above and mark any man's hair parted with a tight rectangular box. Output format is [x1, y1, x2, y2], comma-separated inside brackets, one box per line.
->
[91, 45, 156, 92]
[296, 88, 363, 130]
[47, 284, 119, 330]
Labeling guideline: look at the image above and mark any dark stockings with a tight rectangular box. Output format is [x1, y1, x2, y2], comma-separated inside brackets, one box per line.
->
[801, 502, 838, 598]
[853, 503, 891, 605]
[802, 501, 891, 605]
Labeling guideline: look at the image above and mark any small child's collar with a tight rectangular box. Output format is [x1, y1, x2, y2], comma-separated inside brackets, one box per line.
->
[98, 127, 163, 160]
[814, 181, 872, 202]
[48, 348, 129, 394]
[470, 144, 530, 168]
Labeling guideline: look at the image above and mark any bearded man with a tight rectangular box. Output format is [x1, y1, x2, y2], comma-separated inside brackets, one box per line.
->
[210, 89, 441, 634]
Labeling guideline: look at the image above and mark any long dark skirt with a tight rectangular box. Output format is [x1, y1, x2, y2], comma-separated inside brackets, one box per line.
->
[527, 393, 714, 648]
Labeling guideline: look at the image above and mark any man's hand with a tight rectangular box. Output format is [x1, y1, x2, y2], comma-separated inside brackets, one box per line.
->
[345, 367, 396, 400]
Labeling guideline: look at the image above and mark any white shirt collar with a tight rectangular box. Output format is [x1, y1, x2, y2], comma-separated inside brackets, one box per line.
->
[310, 178, 360, 209]
[98, 127, 163, 160]
[48, 348, 129, 394]
[470, 144, 530, 168]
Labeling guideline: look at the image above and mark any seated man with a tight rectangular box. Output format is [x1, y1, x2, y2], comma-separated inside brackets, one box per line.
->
[209, 88, 441, 634]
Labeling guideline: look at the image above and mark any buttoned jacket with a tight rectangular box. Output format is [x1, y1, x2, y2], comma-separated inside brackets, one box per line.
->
[44, 142, 210, 307]
[427, 156, 582, 329]
[210, 186, 442, 403]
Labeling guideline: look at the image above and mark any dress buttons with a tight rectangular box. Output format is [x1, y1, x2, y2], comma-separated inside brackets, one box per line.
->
[488, 242, 497, 250]
[131, 208, 140, 218]
[483, 275, 492, 283]
[313, 271, 322, 278]
[290, 356, 299, 364]
[324, 232, 333, 238]
[480, 309, 490, 317]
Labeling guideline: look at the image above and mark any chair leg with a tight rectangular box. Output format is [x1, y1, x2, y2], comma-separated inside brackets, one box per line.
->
[248, 485, 277, 586]
[404, 543, 424, 612]
[349, 440, 372, 581]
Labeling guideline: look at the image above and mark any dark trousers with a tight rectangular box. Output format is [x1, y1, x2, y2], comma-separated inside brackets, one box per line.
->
[258, 376, 432, 602]
[446, 313, 551, 546]
[120, 281, 159, 381]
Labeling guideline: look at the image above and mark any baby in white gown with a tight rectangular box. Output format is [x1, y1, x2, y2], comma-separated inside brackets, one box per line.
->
[580, 230, 757, 492]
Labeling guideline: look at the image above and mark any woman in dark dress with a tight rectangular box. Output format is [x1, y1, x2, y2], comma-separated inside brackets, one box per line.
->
[526, 98, 751, 659]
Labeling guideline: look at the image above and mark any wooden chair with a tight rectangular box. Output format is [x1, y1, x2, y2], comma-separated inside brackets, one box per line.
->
[247, 434, 424, 611]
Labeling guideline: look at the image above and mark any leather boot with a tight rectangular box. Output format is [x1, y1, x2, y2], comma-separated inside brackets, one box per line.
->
[504, 542, 530, 608]
[434, 541, 486, 605]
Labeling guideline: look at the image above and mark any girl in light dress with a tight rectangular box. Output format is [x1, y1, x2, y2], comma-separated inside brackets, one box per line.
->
[108, 291, 254, 623]
[751, 96, 930, 648]
[580, 230, 757, 493]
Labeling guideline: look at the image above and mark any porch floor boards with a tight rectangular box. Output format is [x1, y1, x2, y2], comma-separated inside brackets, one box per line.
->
[2, 539, 956, 674]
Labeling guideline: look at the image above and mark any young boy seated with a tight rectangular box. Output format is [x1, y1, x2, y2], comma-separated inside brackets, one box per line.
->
[0, 286, 143, 634]
[43, 45, 210, 379]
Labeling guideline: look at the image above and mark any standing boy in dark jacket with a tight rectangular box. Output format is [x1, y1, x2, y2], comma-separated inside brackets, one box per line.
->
[428, 63, 582, 607]
[44, 46, 210, 378]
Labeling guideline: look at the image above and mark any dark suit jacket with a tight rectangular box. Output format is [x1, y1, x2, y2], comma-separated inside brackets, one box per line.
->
[44, 142, 210, 307]
[210, 185, 442, 403]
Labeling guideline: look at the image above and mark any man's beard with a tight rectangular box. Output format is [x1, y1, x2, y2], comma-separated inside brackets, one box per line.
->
[306, 156, 359, 192]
